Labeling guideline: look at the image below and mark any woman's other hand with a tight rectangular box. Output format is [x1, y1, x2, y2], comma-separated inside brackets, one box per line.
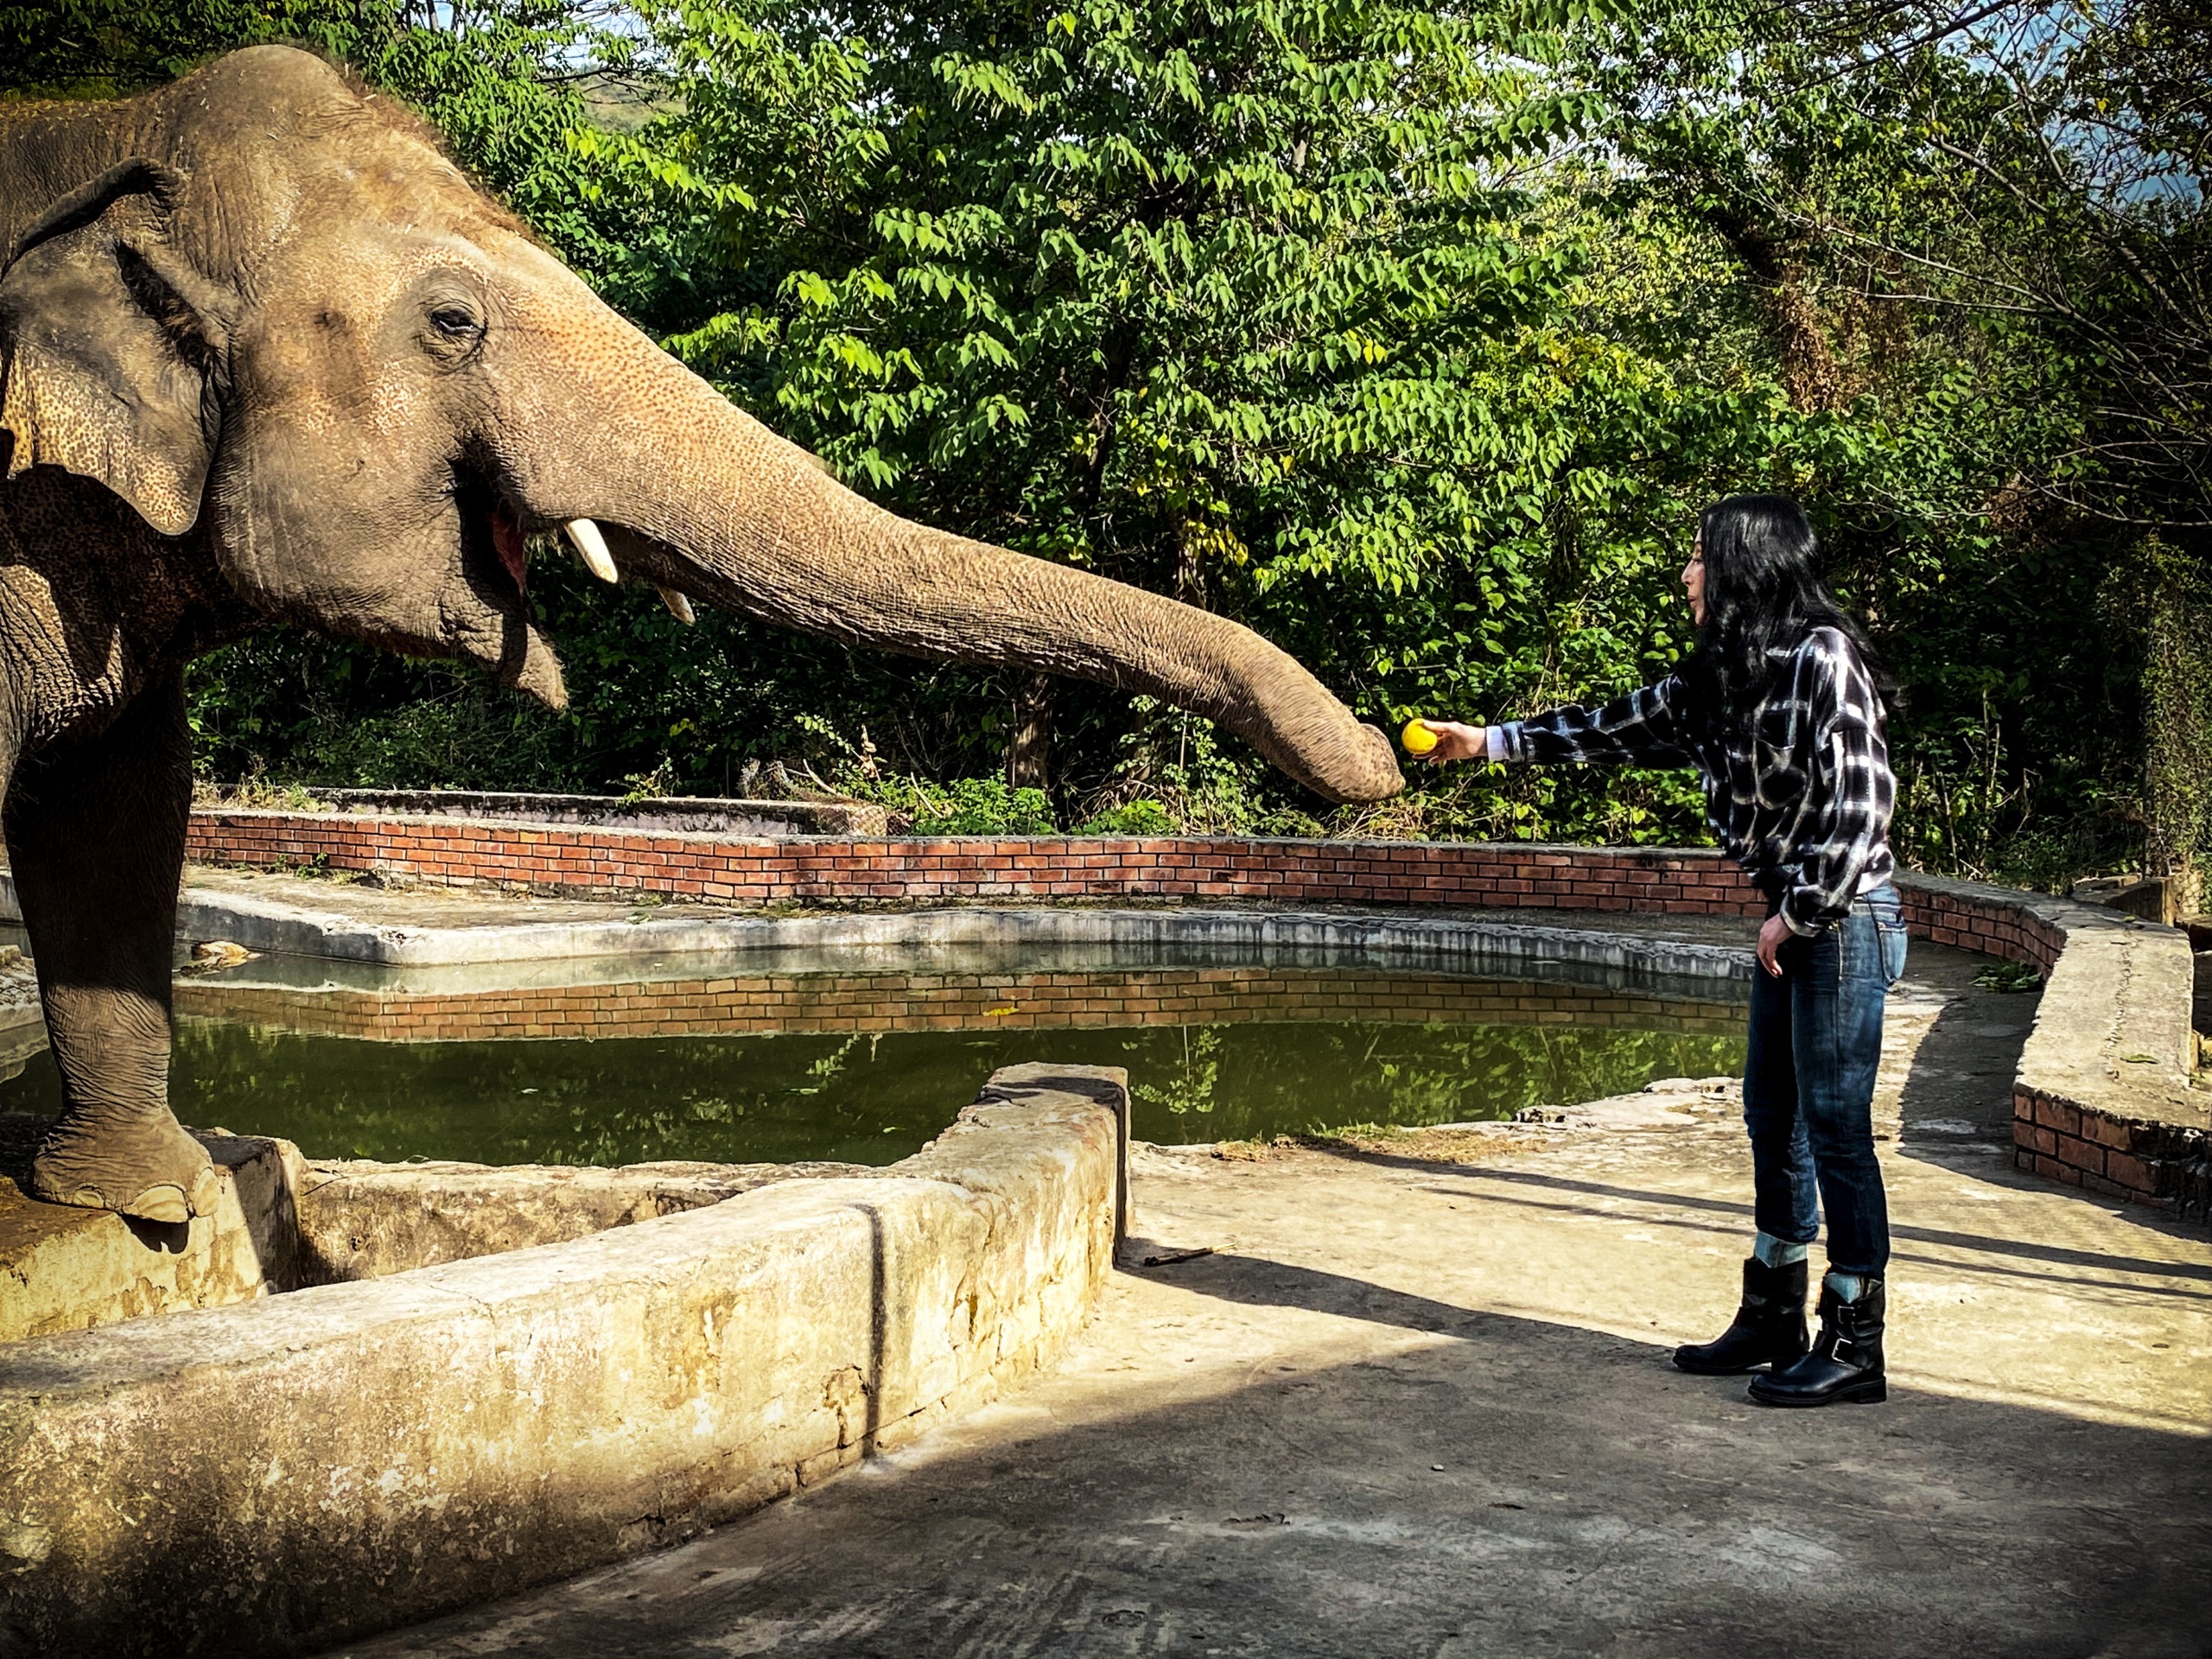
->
[1417, 721, 1489, 764]
[1757, 912, 1794, 976]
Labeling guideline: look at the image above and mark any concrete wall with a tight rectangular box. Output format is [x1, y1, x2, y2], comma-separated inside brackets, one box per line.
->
[1902, 874, 2210, 1214]
[0, 1135, 883, 1347]
[0, 1065, 1127, 1658]
[289, 1156, 874, 1285]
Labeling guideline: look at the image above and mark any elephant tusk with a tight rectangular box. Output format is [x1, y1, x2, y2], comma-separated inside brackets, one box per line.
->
[563, 518, 620, 583]
[657, 585, 696, 626]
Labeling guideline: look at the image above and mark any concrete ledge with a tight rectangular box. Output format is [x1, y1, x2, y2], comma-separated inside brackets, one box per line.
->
[0, 1119, 877, 1344]
[291, 1156, 874, 1285]
[10, 864, 1766, 984]
[0, 1126, 305, 1344]
[175, 893, 1764, 978]
[0, 1007, 41, 1087]
[1899, 874, 2208, 1216]
[0, 1064, 1127, 1658]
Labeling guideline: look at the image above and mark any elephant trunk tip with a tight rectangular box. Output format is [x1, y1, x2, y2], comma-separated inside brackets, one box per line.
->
[1323, 722, 1407, 804]
[500, 622, 568, 710]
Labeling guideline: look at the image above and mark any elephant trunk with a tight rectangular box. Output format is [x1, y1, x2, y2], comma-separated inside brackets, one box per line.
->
[510, 323, 1403, 805]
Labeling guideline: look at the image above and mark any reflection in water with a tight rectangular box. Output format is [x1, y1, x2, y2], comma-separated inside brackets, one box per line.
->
[0, 963, 1746, 1167]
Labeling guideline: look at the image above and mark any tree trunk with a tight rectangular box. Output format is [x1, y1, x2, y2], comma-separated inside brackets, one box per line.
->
[1007, 674, 1052, 791]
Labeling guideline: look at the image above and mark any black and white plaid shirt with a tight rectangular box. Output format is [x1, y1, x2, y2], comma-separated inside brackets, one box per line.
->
[1495, 626, 1896, 936]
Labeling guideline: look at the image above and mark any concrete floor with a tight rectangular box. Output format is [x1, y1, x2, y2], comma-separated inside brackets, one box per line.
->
[333, 945, 2212, 1659]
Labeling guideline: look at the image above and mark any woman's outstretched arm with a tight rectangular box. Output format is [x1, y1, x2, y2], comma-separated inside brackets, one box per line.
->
[1421, 677, 1700, 770]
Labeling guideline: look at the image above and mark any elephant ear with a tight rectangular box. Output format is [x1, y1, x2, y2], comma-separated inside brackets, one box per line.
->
[0, 160, 229, 538]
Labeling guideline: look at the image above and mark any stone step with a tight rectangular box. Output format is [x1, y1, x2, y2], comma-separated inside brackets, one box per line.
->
[0, 1118, 304, 1344]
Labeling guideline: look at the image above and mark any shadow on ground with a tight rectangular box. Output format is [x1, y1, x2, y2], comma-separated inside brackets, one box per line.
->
[1894, 982, 2037, 1158]
[330, 944, 2209, 1659]
[340, 1240, 2210, 1659]
[1355, 1159, 2212, 1302]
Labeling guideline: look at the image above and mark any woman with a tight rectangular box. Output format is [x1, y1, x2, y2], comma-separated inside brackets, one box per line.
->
[1422, 493, 1905, 1408]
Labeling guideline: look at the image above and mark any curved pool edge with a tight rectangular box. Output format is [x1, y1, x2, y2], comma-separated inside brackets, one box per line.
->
[1897, 871, 2207, 1213]
[146, 826, 2210, 1215]
[0, 1064, 1128, 1659]
[13, 832, 2204, 1211]
[177, 892, 1765, 986]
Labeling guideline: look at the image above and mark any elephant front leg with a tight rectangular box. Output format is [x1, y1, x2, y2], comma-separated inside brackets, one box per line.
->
[11, 674, 214, 1223]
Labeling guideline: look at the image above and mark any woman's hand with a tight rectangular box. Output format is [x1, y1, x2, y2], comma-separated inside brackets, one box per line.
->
[1416, 721, 1489, 764]
[1757, 912, 1794, 976]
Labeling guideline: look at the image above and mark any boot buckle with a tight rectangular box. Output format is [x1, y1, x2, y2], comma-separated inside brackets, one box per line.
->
[1829, 1334, 1855, 1362]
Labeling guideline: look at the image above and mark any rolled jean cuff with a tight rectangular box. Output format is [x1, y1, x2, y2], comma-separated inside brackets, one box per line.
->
[1753, 1231, 1809, 1266]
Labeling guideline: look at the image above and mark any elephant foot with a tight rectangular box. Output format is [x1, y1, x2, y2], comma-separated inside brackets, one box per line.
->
[28, 1109, 219, 1223]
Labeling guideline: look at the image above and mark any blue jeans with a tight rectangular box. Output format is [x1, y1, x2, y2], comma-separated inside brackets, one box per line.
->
[1743, 883, 1907, 1276]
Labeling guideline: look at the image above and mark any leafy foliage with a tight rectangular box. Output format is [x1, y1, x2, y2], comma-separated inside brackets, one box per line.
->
[9, 0, 2205, 886]
[1586, 0, 2209, 881]
[1973, 958, 2044, 995]
[850, 774, 1058, 836]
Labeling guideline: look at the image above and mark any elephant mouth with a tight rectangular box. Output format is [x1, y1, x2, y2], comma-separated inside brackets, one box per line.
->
[452, 465, 532, 602]
[439, 461, 568, 708]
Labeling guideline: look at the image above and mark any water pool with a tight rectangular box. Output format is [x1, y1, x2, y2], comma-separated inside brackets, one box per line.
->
[0, 945, 1750, 1166]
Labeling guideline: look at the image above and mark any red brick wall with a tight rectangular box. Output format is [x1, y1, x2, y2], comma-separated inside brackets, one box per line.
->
[1897, 886, 2200, 1211]
[2011, 1088, 2205, 1212]
[1898, 886, 2064, 974]
[186, 811, 1770, 915]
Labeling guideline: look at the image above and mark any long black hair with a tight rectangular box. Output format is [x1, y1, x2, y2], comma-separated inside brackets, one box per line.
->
[1680, 493, 1887, 731]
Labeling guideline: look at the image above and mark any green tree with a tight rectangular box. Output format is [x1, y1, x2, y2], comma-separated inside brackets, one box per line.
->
[14, 0, 2199, 886]
[1567, 0, 2210, 882]
[564, 0, 1637, 813]
[3, 1, 689, 796]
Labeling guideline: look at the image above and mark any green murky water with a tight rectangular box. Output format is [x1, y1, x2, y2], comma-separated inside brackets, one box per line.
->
[0, 957, 1748, 1166]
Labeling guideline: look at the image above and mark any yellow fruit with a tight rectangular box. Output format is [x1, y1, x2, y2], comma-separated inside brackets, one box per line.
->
[1402, 718, 1439, 754]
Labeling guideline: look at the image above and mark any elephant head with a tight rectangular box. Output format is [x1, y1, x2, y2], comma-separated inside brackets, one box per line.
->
[0, 46, 1404, 804]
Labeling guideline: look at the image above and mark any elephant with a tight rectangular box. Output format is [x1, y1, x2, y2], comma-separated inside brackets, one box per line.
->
[0, 47, 1402, 1224]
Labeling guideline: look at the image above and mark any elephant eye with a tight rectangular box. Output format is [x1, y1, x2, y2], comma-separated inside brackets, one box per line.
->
[427, 303, 483, 341]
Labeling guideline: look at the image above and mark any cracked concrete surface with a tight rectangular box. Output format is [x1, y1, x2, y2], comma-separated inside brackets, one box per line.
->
[336, 944, 2212, 1659]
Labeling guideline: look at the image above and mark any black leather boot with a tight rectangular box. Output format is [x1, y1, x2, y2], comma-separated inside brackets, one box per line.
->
[1672, 1256, 1809, 1375]
[1749, 1277, 1886, 1407]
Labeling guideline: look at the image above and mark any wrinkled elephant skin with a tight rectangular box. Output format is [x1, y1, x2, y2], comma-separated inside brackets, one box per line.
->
[0, 48, 1402, 1220]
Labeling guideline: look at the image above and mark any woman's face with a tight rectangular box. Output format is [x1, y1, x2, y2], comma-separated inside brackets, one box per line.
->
[1682, 537, 1707, 627]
